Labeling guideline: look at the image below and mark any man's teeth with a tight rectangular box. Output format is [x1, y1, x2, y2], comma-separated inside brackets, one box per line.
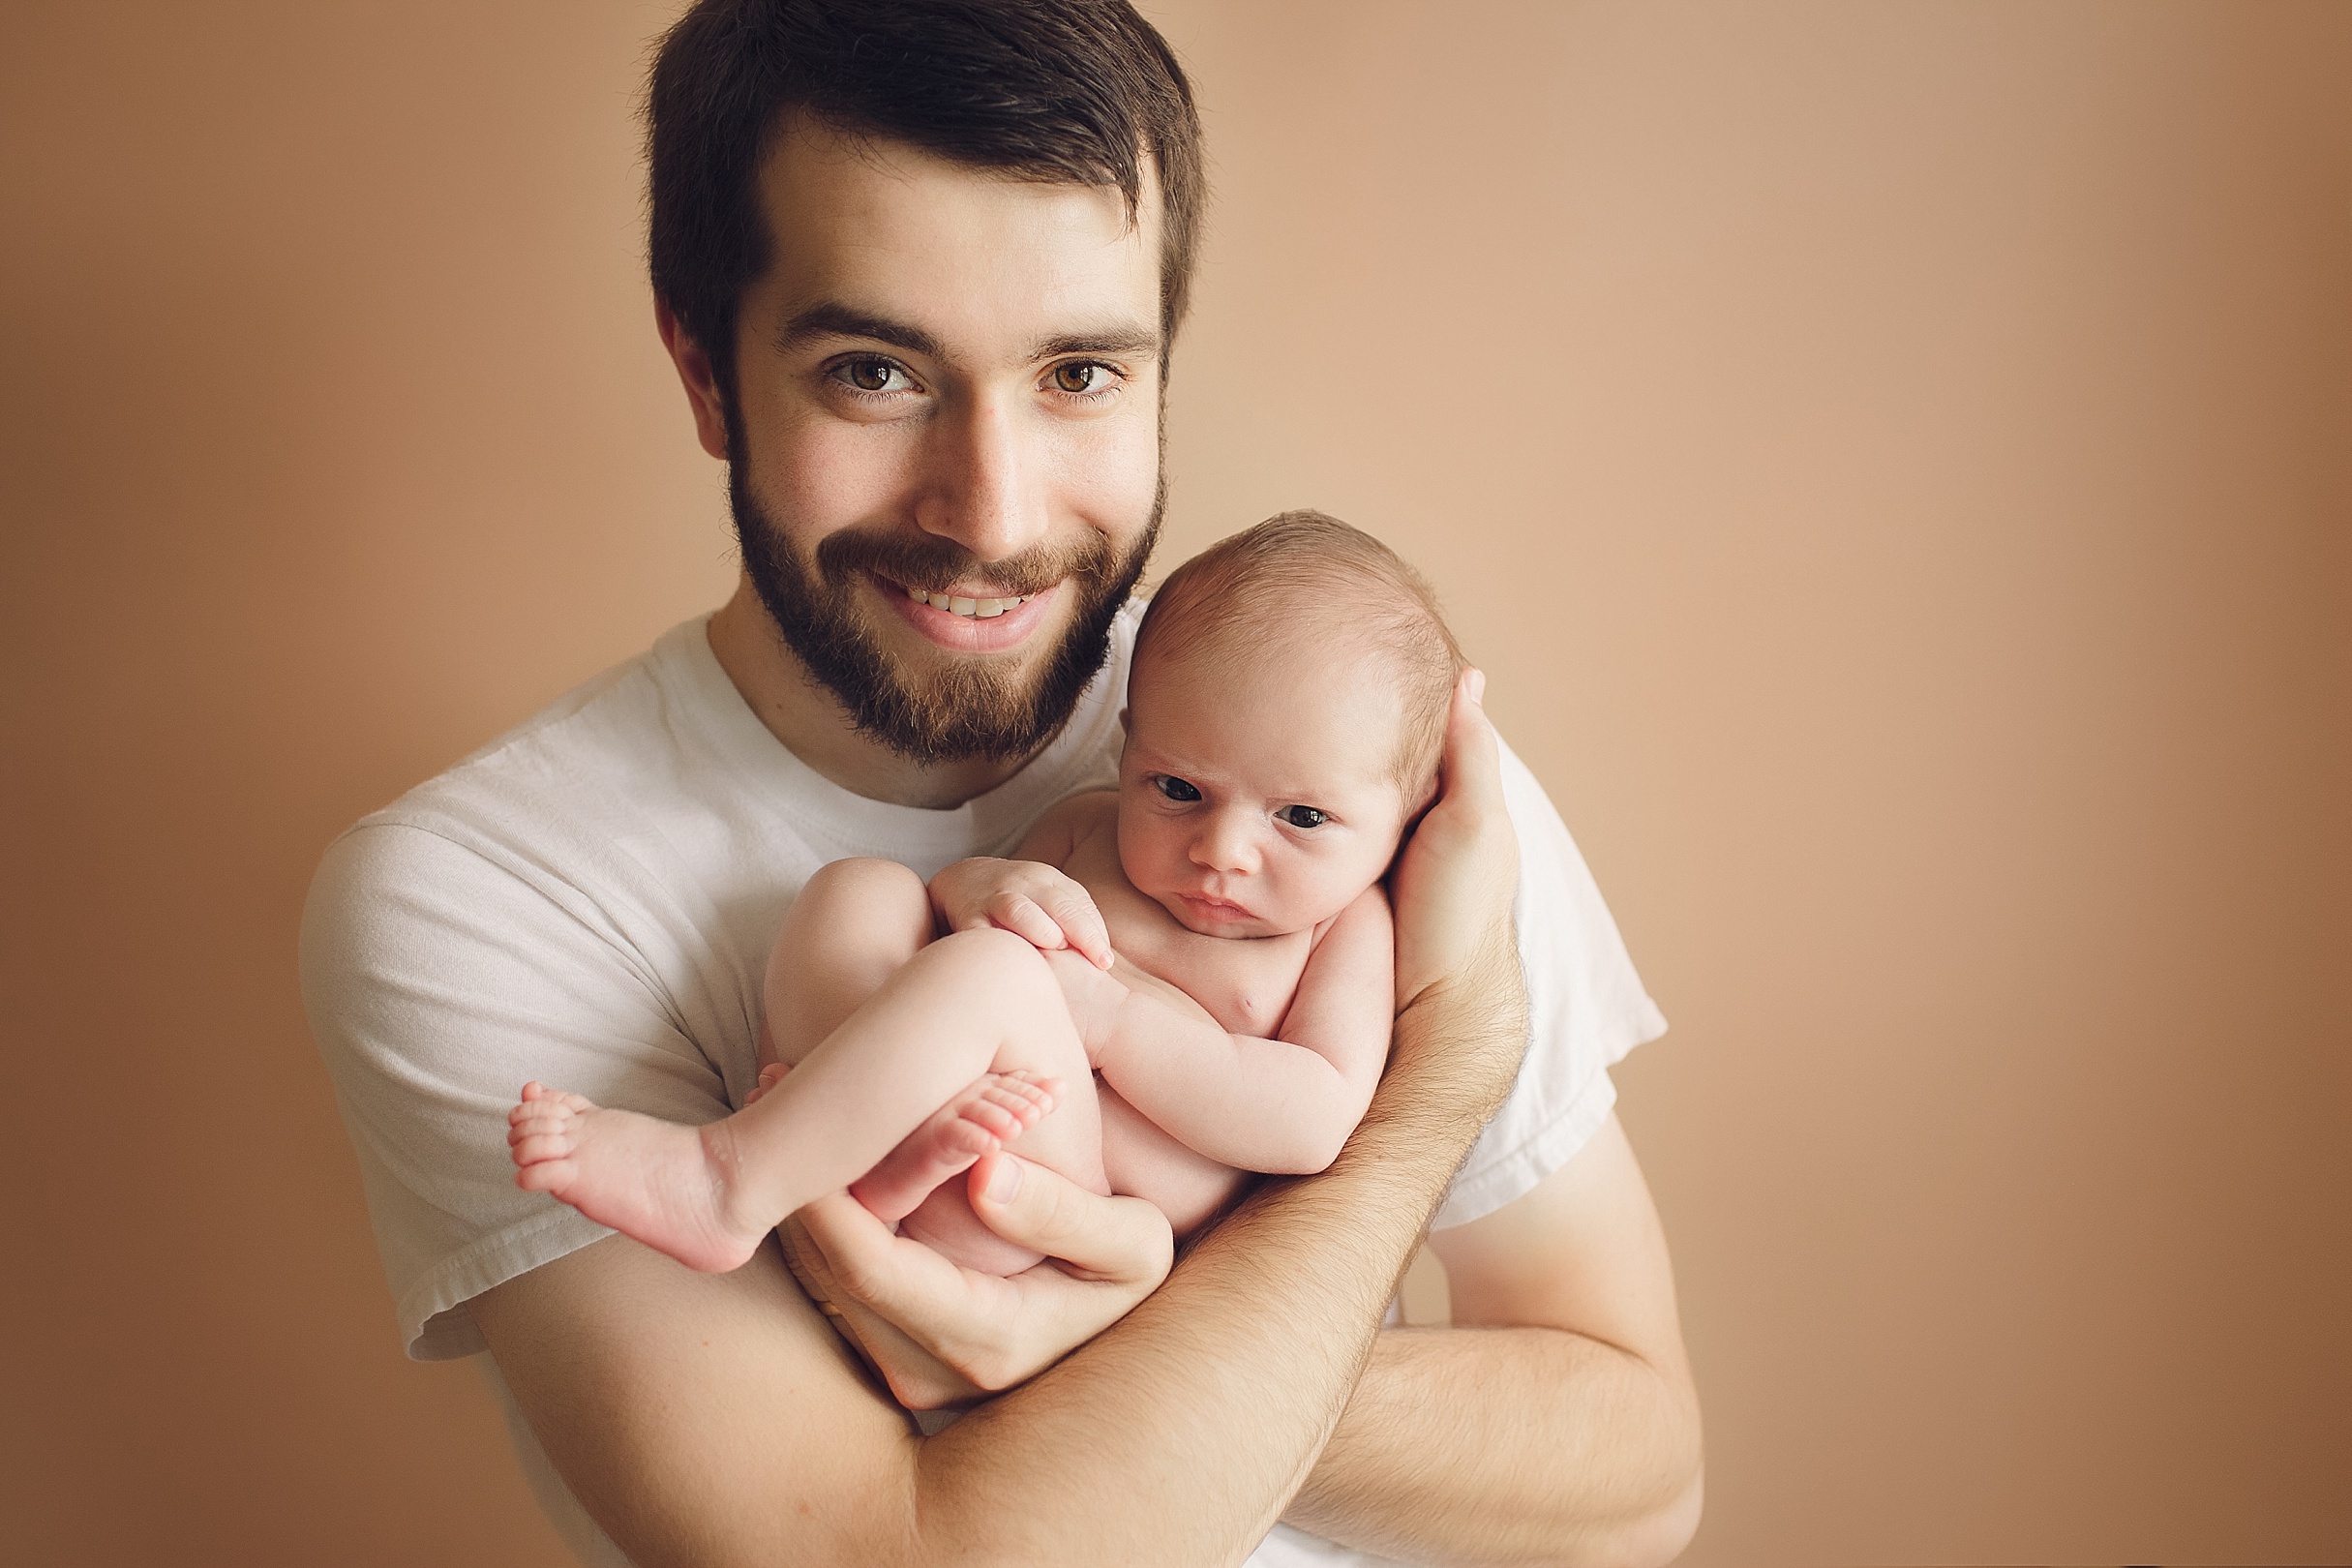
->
[904, 586, 1032, 619]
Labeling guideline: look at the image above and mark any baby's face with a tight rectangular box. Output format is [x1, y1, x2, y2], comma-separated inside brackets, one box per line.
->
[1117, 643, 1410, 939]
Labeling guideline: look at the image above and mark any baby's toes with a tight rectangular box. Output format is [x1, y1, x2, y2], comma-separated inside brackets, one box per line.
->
[1001, 1069, 1061, 1102]
[960, 1098, 1023, 1142]
[511, 1129, 575, 1166]
[514, 1156, 575, 1193]
[991, 1075, 1059, 1121]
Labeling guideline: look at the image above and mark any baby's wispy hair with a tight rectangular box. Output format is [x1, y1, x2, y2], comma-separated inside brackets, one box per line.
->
[1135, 511, 1465, 801]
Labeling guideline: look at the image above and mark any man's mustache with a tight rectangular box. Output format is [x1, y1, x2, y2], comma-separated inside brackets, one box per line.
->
[813, 526, 1117, 600]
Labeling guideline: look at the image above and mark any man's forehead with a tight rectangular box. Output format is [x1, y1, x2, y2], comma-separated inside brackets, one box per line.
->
[751, 114, 1162, 355]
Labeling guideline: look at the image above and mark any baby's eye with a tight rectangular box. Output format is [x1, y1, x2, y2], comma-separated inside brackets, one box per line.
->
[1153, 775, 1202, 802]
[1277, 804, 1328, 829]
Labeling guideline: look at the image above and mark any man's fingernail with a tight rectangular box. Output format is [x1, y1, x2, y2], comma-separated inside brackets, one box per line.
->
[982, 1158, 1022, 1204]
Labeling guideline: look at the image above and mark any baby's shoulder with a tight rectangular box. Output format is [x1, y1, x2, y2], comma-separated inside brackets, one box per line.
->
[1015, 789, 1122, 873]
[1310, 880, 1394, 949]
[1050, 789, 1121, 850]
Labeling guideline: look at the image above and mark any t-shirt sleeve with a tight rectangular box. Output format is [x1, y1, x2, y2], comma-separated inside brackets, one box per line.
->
[1427, 739, 1668, 1231]
[300, 820, 734, 1359]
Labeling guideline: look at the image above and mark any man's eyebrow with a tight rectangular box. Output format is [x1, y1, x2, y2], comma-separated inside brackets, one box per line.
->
[776, 303, 945, 359]
[1034, 327, 1161, 360]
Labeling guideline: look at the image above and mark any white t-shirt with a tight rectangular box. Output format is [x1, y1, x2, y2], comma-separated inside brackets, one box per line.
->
[301, 607, 1666, 1568]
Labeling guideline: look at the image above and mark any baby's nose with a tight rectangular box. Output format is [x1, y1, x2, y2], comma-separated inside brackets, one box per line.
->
[1191, 813, 1259, 873]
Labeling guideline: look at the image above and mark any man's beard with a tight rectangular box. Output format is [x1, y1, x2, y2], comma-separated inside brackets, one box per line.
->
[729, 462, 1159, 767]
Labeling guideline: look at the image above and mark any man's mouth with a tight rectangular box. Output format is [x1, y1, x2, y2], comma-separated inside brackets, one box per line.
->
[899, 585, 1038, 619]
[874, 572, 1060, 650]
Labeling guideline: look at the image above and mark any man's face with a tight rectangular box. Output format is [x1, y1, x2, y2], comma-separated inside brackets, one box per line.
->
[720, 119, 1166, 764]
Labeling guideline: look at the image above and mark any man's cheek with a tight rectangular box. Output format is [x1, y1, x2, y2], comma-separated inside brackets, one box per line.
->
[771, 426, 916, 536]
[1054, 416, 1160, 532]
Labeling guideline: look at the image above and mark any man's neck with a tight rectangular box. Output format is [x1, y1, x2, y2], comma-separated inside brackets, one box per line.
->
[706, 579, 1040, 811]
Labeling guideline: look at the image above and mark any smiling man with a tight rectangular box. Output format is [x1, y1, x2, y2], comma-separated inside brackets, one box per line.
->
[300, 3, 1702, 1565]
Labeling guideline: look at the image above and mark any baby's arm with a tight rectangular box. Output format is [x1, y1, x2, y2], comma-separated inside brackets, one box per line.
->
[1070, 887, 1397, 1175]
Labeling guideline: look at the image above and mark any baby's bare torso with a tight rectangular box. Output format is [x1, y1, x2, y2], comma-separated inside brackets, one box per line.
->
[1054, 793, 1321, 1037]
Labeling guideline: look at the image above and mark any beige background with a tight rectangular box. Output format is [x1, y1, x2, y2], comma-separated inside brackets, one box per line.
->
[5, 2, 2346, 1563]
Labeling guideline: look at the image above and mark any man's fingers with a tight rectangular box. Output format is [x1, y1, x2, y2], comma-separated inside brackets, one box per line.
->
[775, 1209, 986, 1409]
[1391, 668, 1520, 1010]
[790, 1168, 1170, 1401]
[967, 1154, 1173, 1286]
[1435, 668, 1503, 809]
[793, 1191, 995, 1326]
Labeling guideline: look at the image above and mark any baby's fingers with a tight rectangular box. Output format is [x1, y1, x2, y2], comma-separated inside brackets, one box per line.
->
[985, 893, 1069, 952]
[1037, 883, 1114, 970]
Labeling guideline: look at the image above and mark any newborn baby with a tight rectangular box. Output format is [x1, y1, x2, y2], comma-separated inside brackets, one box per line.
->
[508, 512, 1464, 1276]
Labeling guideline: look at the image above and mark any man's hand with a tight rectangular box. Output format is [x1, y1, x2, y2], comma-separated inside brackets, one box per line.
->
[1384, 670, 1525, 1120]
[777, 1150, 1173, 1408]
[929, 857, 1116, 970]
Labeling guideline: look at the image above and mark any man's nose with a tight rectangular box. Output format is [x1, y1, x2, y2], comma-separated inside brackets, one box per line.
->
[1190, 811, 1260, 876]
[913, 388, 1050, 566]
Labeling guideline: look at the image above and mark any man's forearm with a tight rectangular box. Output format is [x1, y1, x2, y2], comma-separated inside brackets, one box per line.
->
[1284, 1324, 1704, 1568]
[907, 991, 1510, 1565]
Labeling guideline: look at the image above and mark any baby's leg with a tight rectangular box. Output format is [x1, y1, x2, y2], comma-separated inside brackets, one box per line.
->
[764, 857, 938, 1069]
[876, 932, 1108, 1276]
[514, 918, 1104, 1274]
[767, 862, 1107, 1267]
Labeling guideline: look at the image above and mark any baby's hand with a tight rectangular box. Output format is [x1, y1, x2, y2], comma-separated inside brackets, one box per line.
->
[930, 858, 1115, 970]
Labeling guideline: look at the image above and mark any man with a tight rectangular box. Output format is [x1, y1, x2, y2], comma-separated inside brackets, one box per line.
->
[300, 2, 1704, 1563]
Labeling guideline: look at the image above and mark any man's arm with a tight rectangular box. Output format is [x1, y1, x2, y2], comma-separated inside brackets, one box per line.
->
[472, 676, 1528, 1568]
[473, 1001, 1519, 1568]
[1282, 1114, 1704, 1568]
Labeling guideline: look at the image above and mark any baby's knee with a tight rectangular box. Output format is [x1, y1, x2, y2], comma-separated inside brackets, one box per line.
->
[928, 925, 1047, 983]
[801, 856, 926, 908]
[789, 858, 931, 940]
[927, 928, 1070, 1012]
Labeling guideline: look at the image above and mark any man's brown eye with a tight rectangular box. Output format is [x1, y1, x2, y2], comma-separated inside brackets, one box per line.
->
[1053, 362, 1101, 393]
[847, 360, 894, 392]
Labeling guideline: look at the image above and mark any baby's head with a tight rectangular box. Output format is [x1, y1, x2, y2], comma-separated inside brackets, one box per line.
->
[1119, 511, 1463, 938]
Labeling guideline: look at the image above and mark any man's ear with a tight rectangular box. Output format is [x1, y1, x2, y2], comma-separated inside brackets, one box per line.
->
[655, 297, 733, 463]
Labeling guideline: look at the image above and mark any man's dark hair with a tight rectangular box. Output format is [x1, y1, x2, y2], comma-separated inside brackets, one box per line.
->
[647, 0, 1205, 414]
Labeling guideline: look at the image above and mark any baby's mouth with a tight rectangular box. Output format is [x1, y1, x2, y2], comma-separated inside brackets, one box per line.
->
[1180, 890, 1253, 920]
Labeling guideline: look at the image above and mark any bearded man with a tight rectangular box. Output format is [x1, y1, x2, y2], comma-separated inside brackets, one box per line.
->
[301, 3, 1704, 1563]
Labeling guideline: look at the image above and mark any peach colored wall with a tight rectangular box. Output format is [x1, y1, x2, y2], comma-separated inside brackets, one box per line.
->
[5, 3, 2345, 1564]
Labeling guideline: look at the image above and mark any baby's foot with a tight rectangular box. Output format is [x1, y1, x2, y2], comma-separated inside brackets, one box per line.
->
[507, 1081, 766, 1274]
[850, 1070, 1060, 1222]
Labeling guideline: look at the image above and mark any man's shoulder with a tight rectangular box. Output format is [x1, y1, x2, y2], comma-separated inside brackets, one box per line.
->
[357, 618, 724, 851]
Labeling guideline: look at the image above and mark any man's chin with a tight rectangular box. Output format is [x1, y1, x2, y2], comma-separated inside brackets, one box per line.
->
[796, 593, 1098, 767]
